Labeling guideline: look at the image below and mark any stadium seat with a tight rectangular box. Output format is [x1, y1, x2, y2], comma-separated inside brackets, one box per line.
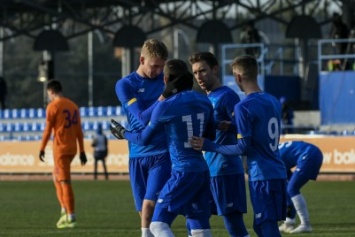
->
[106, 106, 114, 116]
[28, 108, 36, 118]
[3, 109, 11, 119]
[97, 106, 107, 117]
[80, 107, 88, 117]
[106, 106, 122, 116]
[116, 106, 123, 116]
[14, 122, 23, 132]
[82, 120, 92, 131]
[0, 123, 5, 132]
[39, 122, 46, 131]
[101, 120, 109, 130]
[88, 107, 98, 117]
[92, 121, 99, 130]
[11, 109, 20, 119]
[30, 122, 41, 131]
[21, 122, 30, 132]
[37, 108, 45, 118]
[20, 108, 29, 118]
[0, 135, 10, 141]
[6, 123, 14, 132]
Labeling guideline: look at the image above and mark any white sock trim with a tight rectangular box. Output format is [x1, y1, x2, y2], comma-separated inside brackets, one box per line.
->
[191, 229, 212, 237]
[150, 221, 174, 237]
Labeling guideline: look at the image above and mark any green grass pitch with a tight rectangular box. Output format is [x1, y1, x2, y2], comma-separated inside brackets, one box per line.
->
[0, 180, 354, 237]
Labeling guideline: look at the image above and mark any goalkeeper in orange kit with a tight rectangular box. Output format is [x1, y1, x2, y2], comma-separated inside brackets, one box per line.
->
[39, 80, 87, 229]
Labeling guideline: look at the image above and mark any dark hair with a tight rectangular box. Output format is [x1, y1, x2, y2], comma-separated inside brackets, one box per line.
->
[188, 52, 219, 69]
[164, 59, 194, 91]
[46, 80, 62, 93]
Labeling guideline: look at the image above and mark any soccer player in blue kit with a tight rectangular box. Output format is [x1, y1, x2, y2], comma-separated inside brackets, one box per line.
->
[190, 55, 287, 237]
[111, 59, 216, 237]
[278, 141, 323, 234]
[189, 52, 249, 237]
[114, 39, 171, 237]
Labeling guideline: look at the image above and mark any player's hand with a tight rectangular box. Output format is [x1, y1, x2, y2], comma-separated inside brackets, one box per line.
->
[190, 136, 205, 151]
[110, 119, 126, 139]
[218, 120, 231, 132]
[39, 151, 45, 162]
[79, 152, 87, 166]
[162, 72, 193, 98]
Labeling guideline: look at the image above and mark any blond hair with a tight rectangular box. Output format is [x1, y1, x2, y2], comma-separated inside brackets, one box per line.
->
[141, 39, 168, 60]
[230, 55, 258, 80]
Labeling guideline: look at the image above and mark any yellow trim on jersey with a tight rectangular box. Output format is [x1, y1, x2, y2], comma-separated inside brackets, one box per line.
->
[128, 98, 137, 106]
[237, 134, 243, 139]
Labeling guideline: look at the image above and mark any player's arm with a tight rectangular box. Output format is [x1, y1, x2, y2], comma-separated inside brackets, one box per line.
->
[124, 102, 165, 145]
[191, 102, 251, 155]
[76, 110, 87, 165]
[116, 80, 159, 126]
[40, 106, 54, 151]
[76, 118, 85, 153]
[191, 133, 250, 155]
[218, 93, 239, 133]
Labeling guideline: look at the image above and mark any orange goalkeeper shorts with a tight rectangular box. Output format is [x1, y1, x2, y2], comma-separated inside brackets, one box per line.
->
[53, 154, 75, 181]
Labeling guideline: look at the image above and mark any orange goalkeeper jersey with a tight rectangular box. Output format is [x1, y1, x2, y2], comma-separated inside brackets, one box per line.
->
[40, 97, 84, 155]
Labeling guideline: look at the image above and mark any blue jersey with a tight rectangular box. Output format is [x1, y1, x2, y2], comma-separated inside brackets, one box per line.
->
[125, 90, 215, 172]
[207, 92, 286, 181]
[279, 141, 323, 170]
[236, 92, 286, 181]
[115, 72, 168, 158]
[206, 86, 244, 176]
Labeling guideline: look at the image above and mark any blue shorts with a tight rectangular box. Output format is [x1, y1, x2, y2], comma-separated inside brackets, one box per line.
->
[152, 170, 210, 226]
[249, 179, 287, 225]
[210, 174, 247, 215]
[294, 153, 323, 180]
[129, 153, 171, 212]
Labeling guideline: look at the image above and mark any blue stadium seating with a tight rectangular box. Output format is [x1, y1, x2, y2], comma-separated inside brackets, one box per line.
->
[88, 107, 98, 117]
[11, 109, 20, 119]
[5, 123, 13, 132]
[14, 122, 23, 132]
[0, 123, 5, 132]
[28, 108, 36, 118]
[82, 121, 92, 130]
[80, 107, 88, 117]
[0, 106, 126, 141]
[37, 108, 45, 118]
[3, 109, 11, 119]
[97, 106, 107, 116]
[101, 120, 109, 130]
[20, 108, 29, 118]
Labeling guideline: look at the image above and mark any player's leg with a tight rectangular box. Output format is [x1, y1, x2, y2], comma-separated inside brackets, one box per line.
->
[150, 206, 177, 237]
[102, 157, 109, 180]
[186, 171, 212, 237]
[149, 169, 183, 237]
[56, 154, 76, 228]
[278, 195, 296, 233]
[143, 153, 171, 237]
[128, 158, 149, 235]
[249, 179, 287, 237]
[212, 174, 249, 237]
[287, 171, 312, 233]
[53, 167, 66, 227]
[223, 212, 250, 237]
[94, 158, 98, 180]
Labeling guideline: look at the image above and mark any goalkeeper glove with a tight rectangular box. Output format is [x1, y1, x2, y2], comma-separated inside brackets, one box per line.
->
[79, 152, 87, 165]
[110, 119, 126, 139]
[39, 151, 45, 162]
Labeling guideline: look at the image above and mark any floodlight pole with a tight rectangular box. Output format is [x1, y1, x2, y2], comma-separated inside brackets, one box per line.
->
[88, 31, 93, 107]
